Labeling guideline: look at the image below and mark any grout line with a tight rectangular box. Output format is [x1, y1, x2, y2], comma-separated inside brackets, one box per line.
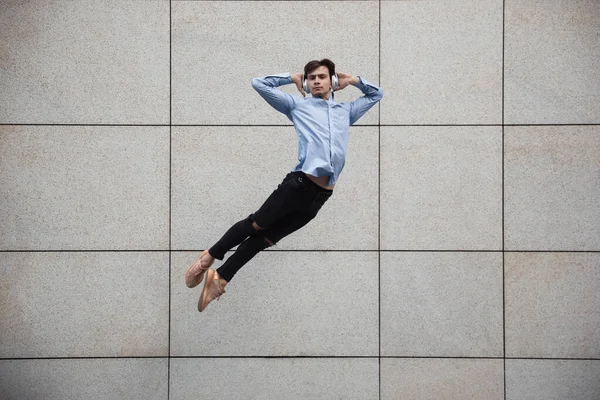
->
[0, 123, 169, 127]
[2, 356, 598, 361]
[2, 123, 598, 127]
[502, 1, 507, 399]
[2, 249, 599, 253]
[378, 1, 382, 399]
[168, 1, 172, 399]
[0, 356, 171, 361]
[166, 0, 391, 1]
[171, 0, 376, 1]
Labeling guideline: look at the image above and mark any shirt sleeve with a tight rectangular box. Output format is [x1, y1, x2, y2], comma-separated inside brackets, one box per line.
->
[349, 76, 384, 125]
[251, 73, 297, 118]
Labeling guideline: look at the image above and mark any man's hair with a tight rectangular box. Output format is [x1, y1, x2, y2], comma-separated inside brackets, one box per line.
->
[304, 59, 336, 79]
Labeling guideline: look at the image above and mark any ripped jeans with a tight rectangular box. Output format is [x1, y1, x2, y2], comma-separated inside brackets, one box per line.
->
[208, 171, 333, 282]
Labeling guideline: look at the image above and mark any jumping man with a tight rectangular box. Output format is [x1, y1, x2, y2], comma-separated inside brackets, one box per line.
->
[185, 58, 383, 312]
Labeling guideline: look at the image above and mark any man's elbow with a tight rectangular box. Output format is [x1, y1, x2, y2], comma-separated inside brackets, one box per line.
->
[368, 87, 383, 103]
[251, 77, 261, 89]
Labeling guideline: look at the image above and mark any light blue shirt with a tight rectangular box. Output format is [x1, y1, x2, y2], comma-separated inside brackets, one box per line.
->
[252, 72, 383, 186]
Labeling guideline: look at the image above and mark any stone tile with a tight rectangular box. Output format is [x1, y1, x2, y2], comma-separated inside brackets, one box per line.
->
[0, 252, 169, 357]
[381, 358, 504, 400]
[381, 252, 503, 357]
[505, 125, 600, 251]
[505, 252, 600, 359]
[171, 126, 378, 251]
[380, 126, 502, 250]
[505, 0, 600, 124]
[0, 358, 168, 400]
[172, 0, 379, 125]
[0, 0, 169, 124]
[170, 357, 378, 400]
[0, 125, 169, 250]
[380, 0, 502, 124]
[171, 251, 378, 356]
[506, 359, 600, 400]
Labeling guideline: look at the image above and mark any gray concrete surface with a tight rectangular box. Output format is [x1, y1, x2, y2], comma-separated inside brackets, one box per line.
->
[1, 0, 598, 399]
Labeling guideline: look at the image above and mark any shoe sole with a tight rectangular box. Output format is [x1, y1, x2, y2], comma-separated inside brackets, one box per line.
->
[185, 249, 209, 288]
[198, 268, 216, 312]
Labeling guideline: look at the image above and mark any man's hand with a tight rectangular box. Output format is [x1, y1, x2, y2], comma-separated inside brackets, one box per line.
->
[334, 72, 359, 91]
[291, 72, 306, 97]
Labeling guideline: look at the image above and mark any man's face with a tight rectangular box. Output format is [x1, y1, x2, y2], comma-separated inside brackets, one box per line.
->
[306, 65, 331, 98]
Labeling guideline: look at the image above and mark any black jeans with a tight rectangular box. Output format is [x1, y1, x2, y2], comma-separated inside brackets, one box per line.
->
[209, 171, 333, 282]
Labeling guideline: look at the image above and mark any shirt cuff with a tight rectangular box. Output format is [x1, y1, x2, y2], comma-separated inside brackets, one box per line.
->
[356, 76, 380, 91]
[264, 73, 293, 85]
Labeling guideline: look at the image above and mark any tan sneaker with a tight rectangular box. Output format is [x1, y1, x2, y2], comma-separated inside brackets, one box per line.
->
[198, 268, 227, 312]
[185, 249, 213, 288]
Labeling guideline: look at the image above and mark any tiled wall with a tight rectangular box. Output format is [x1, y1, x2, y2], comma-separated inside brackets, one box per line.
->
[1, 1, 599, 399]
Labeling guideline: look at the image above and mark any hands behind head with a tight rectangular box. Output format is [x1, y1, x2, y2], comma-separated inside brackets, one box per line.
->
[291, 72, 306, 97]
[334, 72, 354, 92]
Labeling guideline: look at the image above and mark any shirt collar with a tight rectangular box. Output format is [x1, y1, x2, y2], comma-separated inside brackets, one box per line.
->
[310, 90, 336, 103]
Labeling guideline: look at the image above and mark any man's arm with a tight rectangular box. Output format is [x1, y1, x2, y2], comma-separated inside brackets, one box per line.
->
[251, 73, 297, 118]
[348, 76, 384, 125]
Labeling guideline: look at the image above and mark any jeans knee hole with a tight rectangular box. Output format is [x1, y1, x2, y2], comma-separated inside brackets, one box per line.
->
[251, 220, 265, 231]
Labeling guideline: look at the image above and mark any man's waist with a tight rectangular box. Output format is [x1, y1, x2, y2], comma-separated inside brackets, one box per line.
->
[291, 170, 335, 190]
[304, 173, 335, 190]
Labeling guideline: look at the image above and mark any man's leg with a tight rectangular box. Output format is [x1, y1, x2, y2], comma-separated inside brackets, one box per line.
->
[196, 212, 301, 312]
[204, 173, 300, 264]
[216, 210, 315, 282]
[186, 215, 263, 288]
[197, 175, 333, 311]
[206, 214, 263, 261]
[215, 180, 334, 282]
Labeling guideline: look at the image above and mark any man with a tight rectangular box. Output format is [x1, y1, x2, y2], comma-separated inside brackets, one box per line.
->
[186, 58, 383, 312]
